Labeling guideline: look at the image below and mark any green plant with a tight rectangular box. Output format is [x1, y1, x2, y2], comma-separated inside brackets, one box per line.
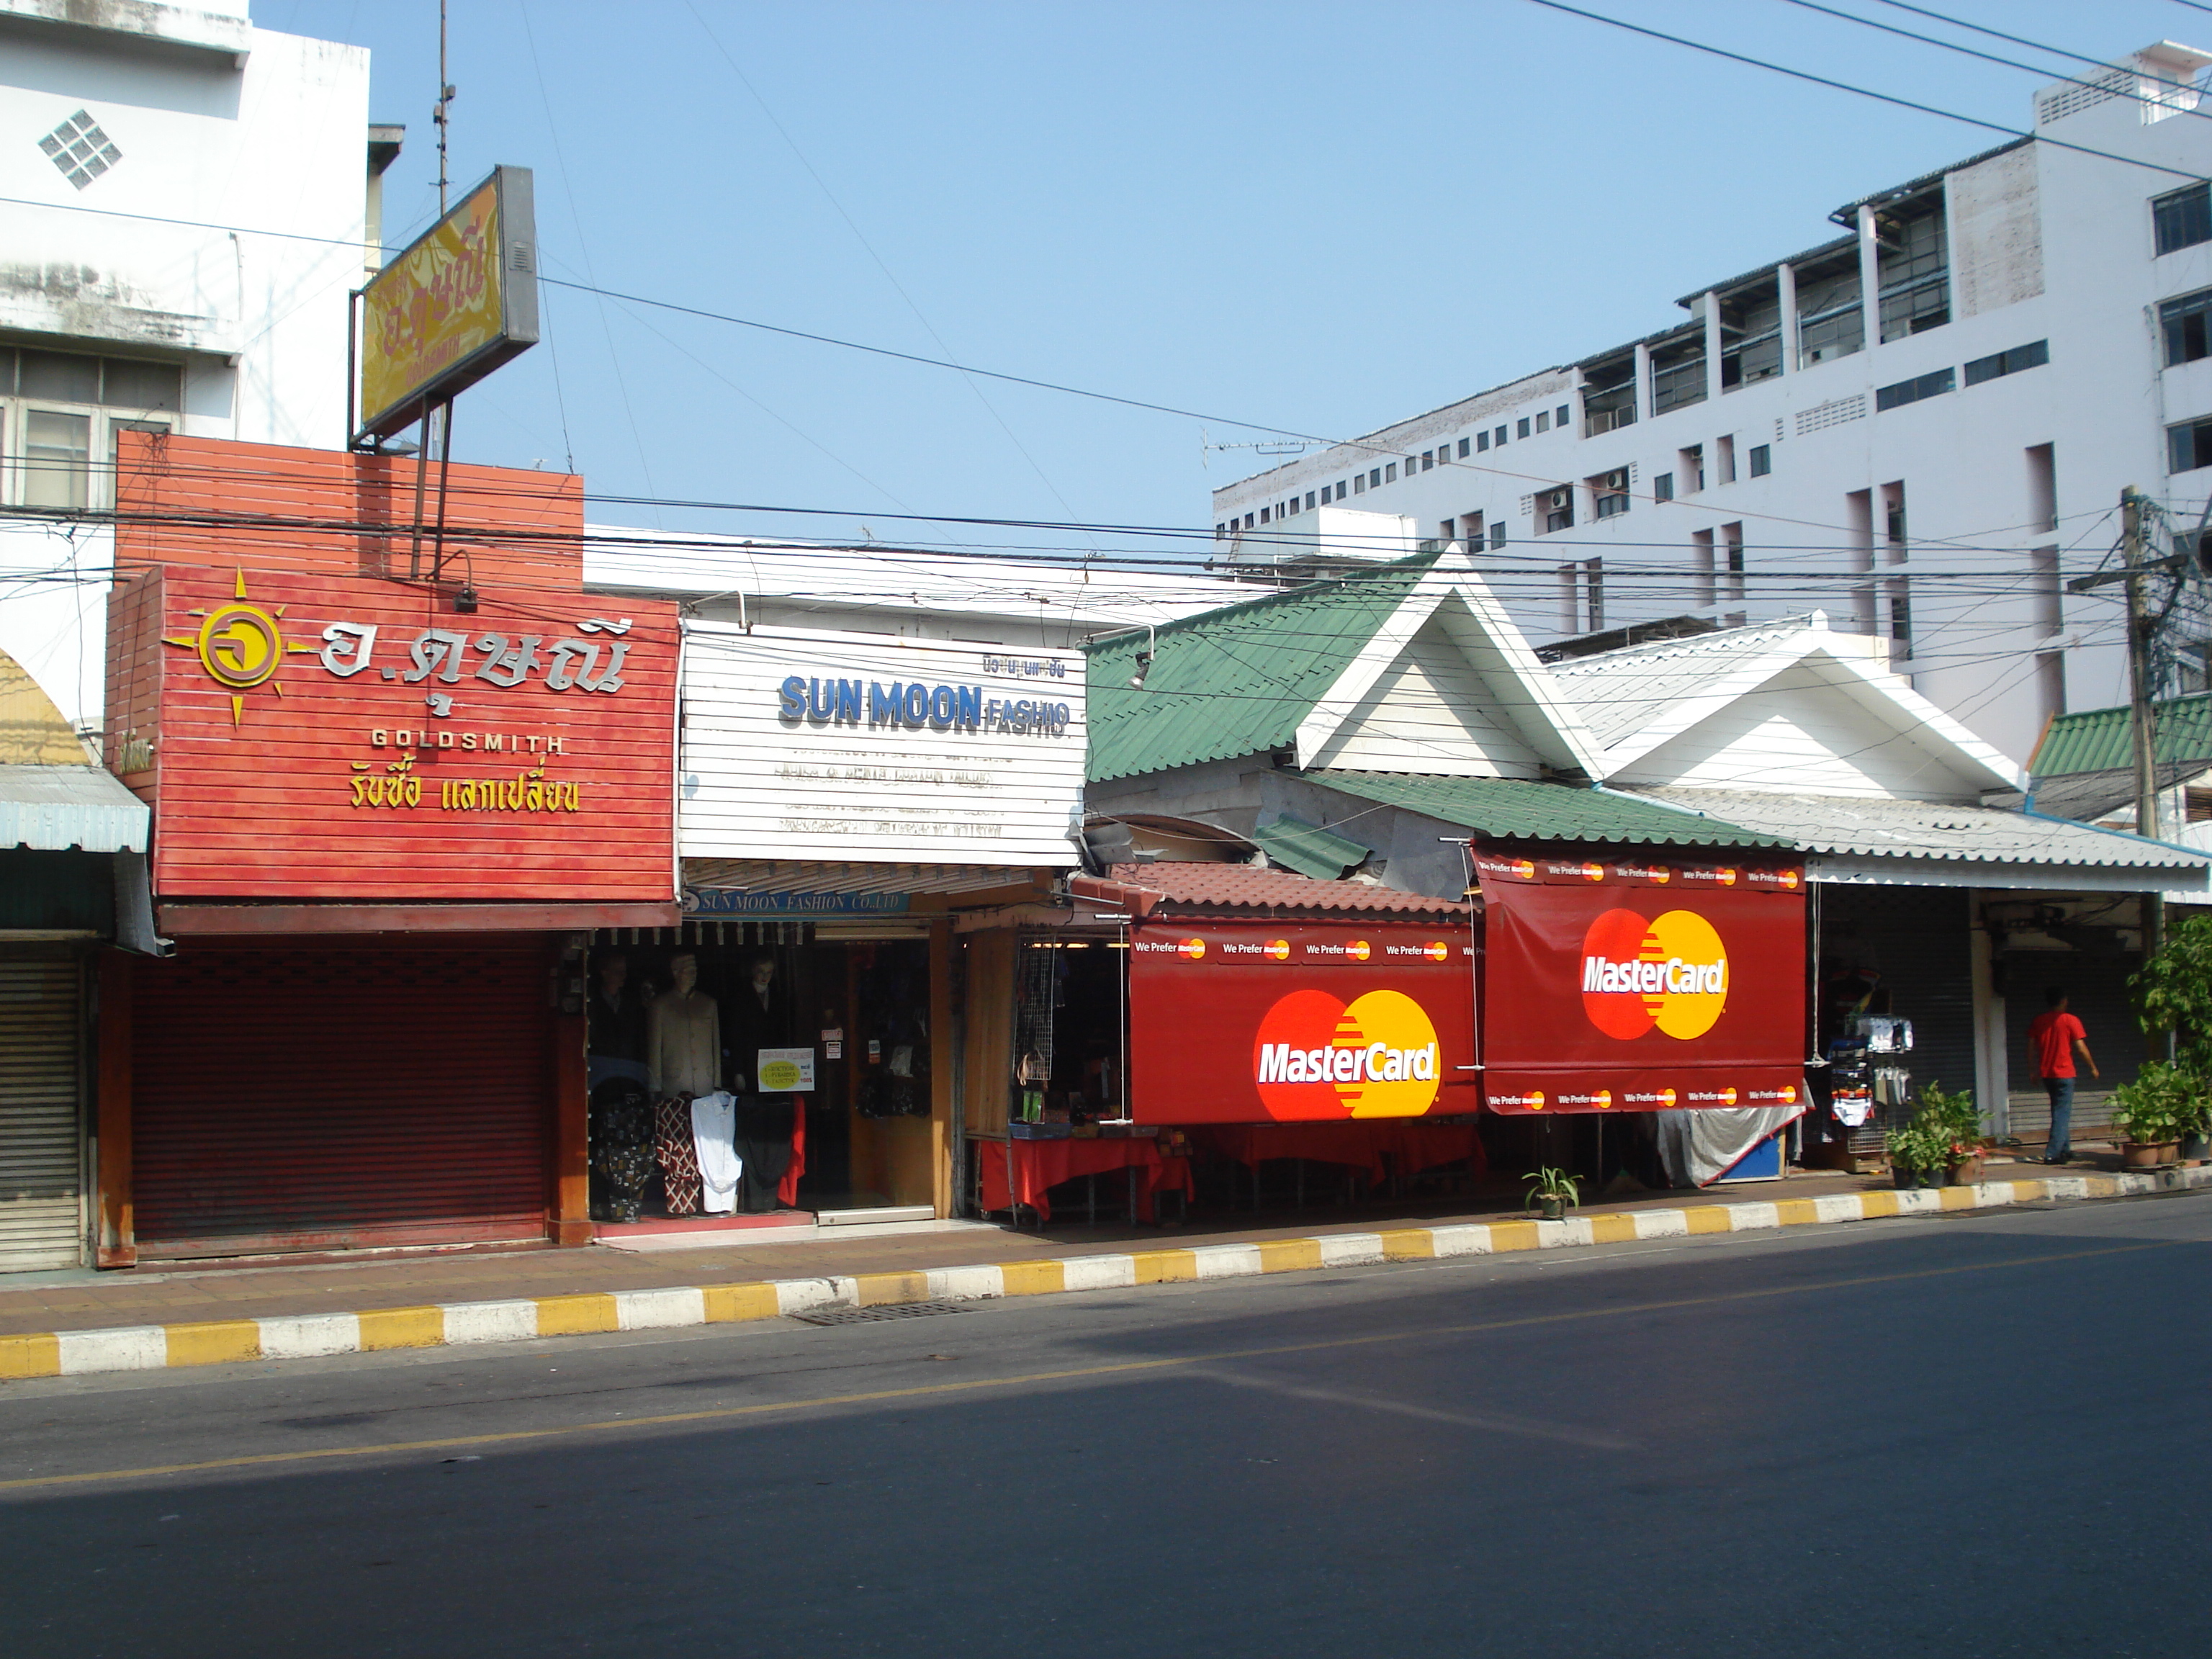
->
[1524, 1166, 1579, 1209]
[1914, 1079, 1982, 1165]
[2135, 914, 2212, 1079]
[1881, 1120, 1948, 1173]
[2110, 1061, 2207, 1145]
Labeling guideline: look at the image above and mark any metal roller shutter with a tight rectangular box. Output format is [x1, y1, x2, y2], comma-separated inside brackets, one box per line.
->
[0, 955, 84, 1272]
[132, 937, 552, 1257]
[1822, 886, 1978, 1102]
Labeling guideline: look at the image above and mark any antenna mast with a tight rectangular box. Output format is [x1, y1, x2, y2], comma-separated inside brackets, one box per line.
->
[434, 0, 454, 212]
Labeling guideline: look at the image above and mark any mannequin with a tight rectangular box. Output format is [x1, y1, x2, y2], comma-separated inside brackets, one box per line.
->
[647, 953, 721, 1096]
[588, 952, 648, 1063]
[726, 953, 782, 1092]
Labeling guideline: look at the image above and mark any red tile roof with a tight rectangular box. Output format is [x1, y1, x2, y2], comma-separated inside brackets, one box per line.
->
[1102, 861, 1473, 918]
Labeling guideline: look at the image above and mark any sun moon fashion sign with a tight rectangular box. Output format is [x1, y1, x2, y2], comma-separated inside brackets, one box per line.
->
[1126, 921, 1479, 1124]
[1475, 854, 1807, 1115]
[106, 565, 678, 902]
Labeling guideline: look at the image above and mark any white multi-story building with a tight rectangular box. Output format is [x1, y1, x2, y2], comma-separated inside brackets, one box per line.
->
[1210, 41, 2212, 766]
[0, 0, 392, 729]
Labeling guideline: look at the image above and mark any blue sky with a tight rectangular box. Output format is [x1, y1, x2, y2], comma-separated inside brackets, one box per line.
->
[268, 0, 2208, 557]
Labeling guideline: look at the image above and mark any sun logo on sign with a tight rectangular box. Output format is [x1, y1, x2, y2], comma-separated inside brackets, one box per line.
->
[162, 570, 317, 727]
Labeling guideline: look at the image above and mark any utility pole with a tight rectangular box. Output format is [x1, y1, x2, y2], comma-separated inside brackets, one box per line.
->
[2123, 484, 2168, 966]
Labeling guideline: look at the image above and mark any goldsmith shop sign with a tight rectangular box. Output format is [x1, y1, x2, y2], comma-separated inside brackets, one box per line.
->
[106, 565, 678, 902]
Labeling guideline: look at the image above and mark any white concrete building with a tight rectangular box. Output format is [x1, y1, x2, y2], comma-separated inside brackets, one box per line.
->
[1209, 40, 2212, 767]
[0, 0, 392, 729]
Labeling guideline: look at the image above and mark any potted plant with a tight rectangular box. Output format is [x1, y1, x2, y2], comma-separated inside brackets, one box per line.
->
[2109, 1061, 2198, 1168]
[1914, 1080, 1984, 1184]
[1881, 1121, 1946, 1188]
[1524, 1165, 1579, 1221]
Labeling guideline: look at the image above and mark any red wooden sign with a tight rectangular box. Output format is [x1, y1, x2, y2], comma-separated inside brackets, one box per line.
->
[1126, 920, 1480, 1124]
[109, 565, 675, 902]
[1475, 855, 1807, 1115]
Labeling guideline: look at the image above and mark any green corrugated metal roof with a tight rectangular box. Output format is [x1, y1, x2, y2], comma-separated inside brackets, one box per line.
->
[2030, 693, 2212, 777]
[1250, 813, 1372, 879]
[1085, 554, 1439, 783]
[1307, 770, 1789, 848]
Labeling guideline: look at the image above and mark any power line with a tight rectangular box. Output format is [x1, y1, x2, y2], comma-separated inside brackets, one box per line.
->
[1521, 0, 2205, 183]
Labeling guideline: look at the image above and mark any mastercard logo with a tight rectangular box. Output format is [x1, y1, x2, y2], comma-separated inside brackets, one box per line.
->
[1252, 989, 1441, 1119]
[1779, 869, 1801, 890]
[1512, 860, 1536, 879]
[1716, 868, 1738, 886]
[1347, 939, 1370, 962]
[1656, 1087, 1677, 1107]
[1592, 1089, 1612, 1109]
[1424, 940, 1449, 962]
[1650, 868, 1671, 884]
[1265, 938, 1290, 961]
[1717, 1085, 1738, 1105]
[1524, 1091, 1547, 1111]
[1580, 863, 1606, 882]
[1179, 937, 1206, 960]
[1580, 908, 1730, 1040]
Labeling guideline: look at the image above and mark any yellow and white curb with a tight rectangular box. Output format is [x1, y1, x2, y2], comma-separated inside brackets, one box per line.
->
[4, 1167, 2203, 1382]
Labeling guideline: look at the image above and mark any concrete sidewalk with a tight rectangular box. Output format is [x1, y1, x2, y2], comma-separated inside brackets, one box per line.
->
[4, 1159, 2203, 1382]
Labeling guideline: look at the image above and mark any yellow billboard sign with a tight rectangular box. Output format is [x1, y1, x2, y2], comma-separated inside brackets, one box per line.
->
[356, 166, 539, 440]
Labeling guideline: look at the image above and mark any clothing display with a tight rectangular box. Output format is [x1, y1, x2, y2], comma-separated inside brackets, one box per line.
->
[589, 983, 648, 1064]
[691, 1092, 741, 1216]
[648, 988, 721, 1095]
[589, 1077, 655, 1223]
[654, 1096, 703, 1216]
[734, 1094, 796, 1212]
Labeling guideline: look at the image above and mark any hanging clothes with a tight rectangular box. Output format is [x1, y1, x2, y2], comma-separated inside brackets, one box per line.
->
[691, 1092, 741, 1216]
[654, 1096, 703, 1216]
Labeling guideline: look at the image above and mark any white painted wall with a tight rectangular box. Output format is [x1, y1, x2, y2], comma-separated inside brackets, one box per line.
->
[0, 2, 374, 729]
[1304, 611, 1547, 778]
[1210, 45, 2212, 769]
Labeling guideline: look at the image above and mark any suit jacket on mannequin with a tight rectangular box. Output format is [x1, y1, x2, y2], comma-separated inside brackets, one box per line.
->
[648, 988, 721, 1095]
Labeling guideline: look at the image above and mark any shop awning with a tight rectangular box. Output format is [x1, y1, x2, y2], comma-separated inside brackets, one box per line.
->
[1619, 787, 2212, 891]
[682, 859, 1057, 898]
[1102, 860, 1472, 920]
[1306, 770, 1787, 848]
[1248, 813, 1372, 880]
[0, 765, 148, 853]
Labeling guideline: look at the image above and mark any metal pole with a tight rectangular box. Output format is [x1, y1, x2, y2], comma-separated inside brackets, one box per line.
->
[2123, 485, 2169, 970]
[429, 400, 456, 583]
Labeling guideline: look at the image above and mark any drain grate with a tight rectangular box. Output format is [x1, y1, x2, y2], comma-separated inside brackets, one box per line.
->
[791, 1300, 968, 1326]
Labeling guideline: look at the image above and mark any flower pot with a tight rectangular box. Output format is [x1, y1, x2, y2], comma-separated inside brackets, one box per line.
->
[1951, 1158, 1985, 1186]
[1539, 1195, 1566, 1221]
[2182, 1133, 2209, 1166]
[1892, 1165, 1918, 1189]
[2122, 1140, 2181, 1169]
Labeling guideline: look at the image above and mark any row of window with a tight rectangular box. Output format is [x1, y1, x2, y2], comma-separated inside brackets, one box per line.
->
[1214, 403, 1575, 535]
[0, 344, 186, 511]
[1873, 338, 2049, 412]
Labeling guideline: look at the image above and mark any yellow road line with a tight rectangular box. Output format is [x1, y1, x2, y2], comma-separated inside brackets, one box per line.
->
[0, 1239, 2172, 1497]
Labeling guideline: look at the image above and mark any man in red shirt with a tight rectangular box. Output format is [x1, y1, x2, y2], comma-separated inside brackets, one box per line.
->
[2027, 987, 2098, 1164]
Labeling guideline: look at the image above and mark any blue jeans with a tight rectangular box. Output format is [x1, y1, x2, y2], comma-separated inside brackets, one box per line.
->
[2044, 1076, 2075, 1160]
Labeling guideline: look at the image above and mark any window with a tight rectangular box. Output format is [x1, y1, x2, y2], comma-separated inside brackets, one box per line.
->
[1457, 436, 1470, 458]
[1590, 466, 1630, 519]
[1304, 490, 1316, 509]
[1874, 367, 1956, 411]
[1517, 417, 1532, 439]
[1716, 435, 1736, 485]
[2169, 417, 2212, 474]
[1650, 337, 1707, 413]
[1719, 277, 1784, 390]
[1, 345, 181, 511]
[1336, 481, 1348, 500]
[1369, 468, 1381, 488]
[1489, 521, 1506, 550]
[1259, 505, 1269, 524]
[1680, 444, 1704, 493]
[1385, 463, 1397, 482]
[1534, 411, 1550, 433]
[1653, 472, 1673, 502]
[1420, 451, 1434, 471]
[1964, 340, 2049, 386]
[1539, 484, 1574, 534]
[1353, 474, 1366, 494]
[2155, 181, 2212, 256]
[1492, 425, 1506, 446]
[1748, 444, 1771, 477]
[1582, 355, 1636, 433]
[2166, 292, 2212, 365]
[1876, 193, 1949, 342]
[1556, 404, 1570, 428]
[1723, 523, 1746, 603]
[1476, 430, 1490, 452]
[1794, 251, 1864, 367]
[1215, 522, 1228, 540]
[1244, 512, 1254, 529]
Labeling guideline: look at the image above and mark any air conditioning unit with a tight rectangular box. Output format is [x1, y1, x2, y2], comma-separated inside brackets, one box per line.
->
[1603, 469, 1629, 492]
[1547, 489, 1570, 510]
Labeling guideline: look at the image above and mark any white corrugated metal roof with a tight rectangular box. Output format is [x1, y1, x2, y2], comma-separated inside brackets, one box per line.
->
[1626, 787, 2211, 871]
[0, 765, 148, 853]
[1548, 618, 1829, 747]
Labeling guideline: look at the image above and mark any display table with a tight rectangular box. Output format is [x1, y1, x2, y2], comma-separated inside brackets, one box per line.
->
[973, 1136, 1194, 1224]
[1187, 1120, 1486, 1185]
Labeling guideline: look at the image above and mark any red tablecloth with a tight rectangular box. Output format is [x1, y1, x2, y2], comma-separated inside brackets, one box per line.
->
[974, 1136, 1194, 1223]
[1187, 1120, 1486, 1184]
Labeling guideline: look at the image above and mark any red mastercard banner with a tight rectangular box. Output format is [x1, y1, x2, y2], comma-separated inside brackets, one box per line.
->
[1477, 864, 1806, 1116]
[1125, 920, 1479, 1125]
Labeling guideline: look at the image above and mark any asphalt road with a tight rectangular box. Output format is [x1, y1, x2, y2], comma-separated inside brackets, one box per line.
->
[3, 1192, 2208, 1658]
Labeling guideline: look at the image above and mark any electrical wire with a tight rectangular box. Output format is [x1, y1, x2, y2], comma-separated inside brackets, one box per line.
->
[1521, 0, 2206, 183]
